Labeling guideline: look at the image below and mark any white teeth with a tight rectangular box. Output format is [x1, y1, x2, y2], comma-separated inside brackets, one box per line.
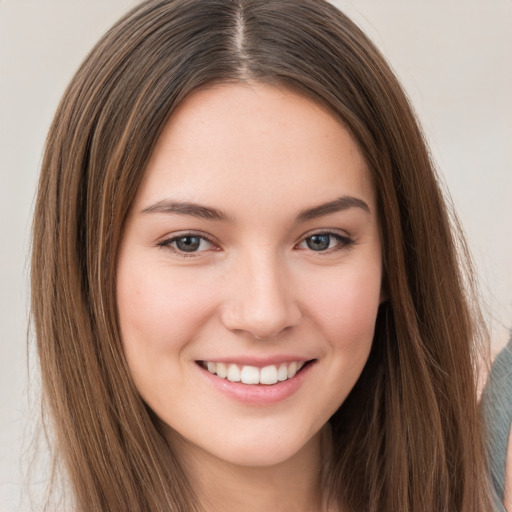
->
[203, 360, 308, 385]
[260, 365, 278, 385]
[216, 362, 227, 379]
[287, 362, 298, 378]
[241, 365, 260, 384]
[227, 364, 241, 382]
[277, 364, 288, 381]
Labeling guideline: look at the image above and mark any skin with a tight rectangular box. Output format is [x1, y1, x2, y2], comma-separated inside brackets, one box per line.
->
[116, 83, 383, 511]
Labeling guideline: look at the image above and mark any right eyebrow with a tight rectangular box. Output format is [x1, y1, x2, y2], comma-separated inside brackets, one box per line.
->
[140, 200, 233, 222]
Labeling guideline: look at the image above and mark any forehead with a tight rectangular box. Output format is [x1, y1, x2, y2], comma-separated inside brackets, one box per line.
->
[134, 83, 375, 217]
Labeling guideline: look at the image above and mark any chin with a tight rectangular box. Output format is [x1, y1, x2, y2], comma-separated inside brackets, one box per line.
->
[216, 441, 307, 468]
[168, 419, 324, 470]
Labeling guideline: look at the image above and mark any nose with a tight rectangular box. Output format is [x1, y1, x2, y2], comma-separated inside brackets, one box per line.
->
[220, 252, 302, 340]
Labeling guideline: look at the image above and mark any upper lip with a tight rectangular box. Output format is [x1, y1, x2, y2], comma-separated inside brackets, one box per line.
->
[196, 356, 314, 367]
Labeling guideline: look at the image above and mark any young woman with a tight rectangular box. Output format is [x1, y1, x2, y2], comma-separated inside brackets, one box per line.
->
[31, 0, 497, 510]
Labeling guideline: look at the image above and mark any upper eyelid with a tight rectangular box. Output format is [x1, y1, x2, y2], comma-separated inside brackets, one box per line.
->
[297, 227, 352, 241]
[158, 230, 218, 245]
[156, 228, 353, 250]
[156, 232, 221, 258]
[295, 230, 355, 253]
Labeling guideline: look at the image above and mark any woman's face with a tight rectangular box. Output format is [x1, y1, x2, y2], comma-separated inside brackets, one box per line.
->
[117, 83, 383, 468]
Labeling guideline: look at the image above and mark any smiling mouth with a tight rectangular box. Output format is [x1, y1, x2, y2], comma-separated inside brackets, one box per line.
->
[197, 360, 313, 385]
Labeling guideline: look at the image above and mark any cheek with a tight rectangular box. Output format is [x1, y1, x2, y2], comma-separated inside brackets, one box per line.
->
[116, 262, 216, 361]
[305, 263, 382, 349]
[286, 264, 382, 428]
[116, 261, 222, 413]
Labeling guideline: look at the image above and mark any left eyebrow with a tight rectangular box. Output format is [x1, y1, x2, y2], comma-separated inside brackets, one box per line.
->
[297, 196, 370, 221]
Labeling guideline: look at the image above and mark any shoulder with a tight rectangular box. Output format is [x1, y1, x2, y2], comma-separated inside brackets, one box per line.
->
[506, 428, 511, 511]
[482, 339, 512, 511]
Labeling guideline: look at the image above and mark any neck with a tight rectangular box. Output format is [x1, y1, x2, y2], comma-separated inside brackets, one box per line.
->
[168, 426, 334, 512]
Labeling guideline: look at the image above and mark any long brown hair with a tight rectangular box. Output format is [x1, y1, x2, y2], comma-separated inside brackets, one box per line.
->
[31, 0, 491, 510]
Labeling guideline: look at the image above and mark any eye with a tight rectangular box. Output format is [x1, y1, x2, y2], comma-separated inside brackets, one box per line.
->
[158, 233, 217, 256]
[298, 232, 353, 252]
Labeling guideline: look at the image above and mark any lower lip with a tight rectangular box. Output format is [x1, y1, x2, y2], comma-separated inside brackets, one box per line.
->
[196, 361, 315, 405]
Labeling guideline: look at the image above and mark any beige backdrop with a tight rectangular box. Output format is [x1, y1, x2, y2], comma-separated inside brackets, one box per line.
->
[1, 1, 510, 509]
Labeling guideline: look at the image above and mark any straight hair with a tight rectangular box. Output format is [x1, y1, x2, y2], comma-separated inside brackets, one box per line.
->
[31, 0, 492, 510]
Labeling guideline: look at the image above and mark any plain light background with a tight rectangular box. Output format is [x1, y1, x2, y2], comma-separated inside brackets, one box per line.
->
[1, 1, 511, 510]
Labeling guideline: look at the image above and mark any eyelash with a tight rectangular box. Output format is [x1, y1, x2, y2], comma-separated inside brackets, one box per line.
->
[296, 231, 355, 253]
[157, 231, 218, 257]
[157, 230, 355, 258]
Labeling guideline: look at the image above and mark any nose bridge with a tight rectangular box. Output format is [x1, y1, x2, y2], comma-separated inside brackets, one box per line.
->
[222, 247, 301, 339]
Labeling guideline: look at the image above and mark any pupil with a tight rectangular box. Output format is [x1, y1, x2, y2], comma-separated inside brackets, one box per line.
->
[176, 236, 200, 252]
[307, 234, 330, 251]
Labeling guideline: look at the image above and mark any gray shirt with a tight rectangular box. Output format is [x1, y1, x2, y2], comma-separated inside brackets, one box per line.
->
[481, 338, 512, 512]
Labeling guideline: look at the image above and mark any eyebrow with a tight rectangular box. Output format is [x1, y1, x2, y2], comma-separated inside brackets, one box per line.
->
[297, 196, 370, 221]
[141, 195, 370, 222]
[141, 200, 232, 221]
